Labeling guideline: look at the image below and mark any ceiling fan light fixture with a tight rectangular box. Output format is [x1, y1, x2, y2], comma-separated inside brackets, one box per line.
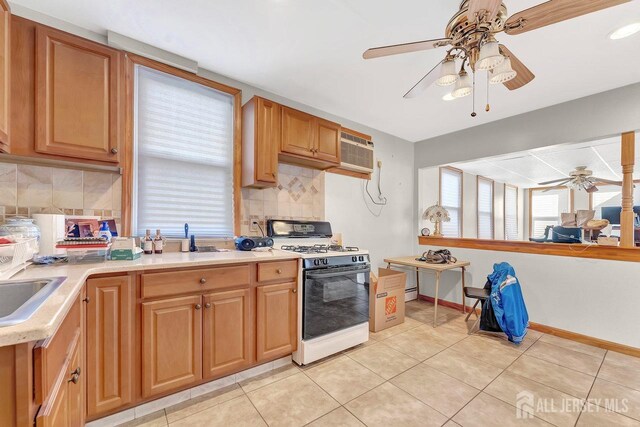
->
[442, 93, 456, 101]
[452, 69, 472, 98]
[436, 57, 458, 86]
[489, 57, 517, 84]
[476, 37, 504, 71]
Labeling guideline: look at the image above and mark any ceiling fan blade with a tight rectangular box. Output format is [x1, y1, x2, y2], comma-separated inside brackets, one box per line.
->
[586, 185, 599, 193]
[542, 180, 572, 192]
[499, 45, 535, 90]
[467, 0, 502, 22]
[363, 38, 451, 60]
[505, 0, 630, 36]
[403, 61, 444, 99]
[592, 178, 623, 185]
[538, 177, 570, 185]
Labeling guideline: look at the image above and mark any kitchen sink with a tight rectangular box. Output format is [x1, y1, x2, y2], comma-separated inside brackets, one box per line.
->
[0, 277, 67, 327]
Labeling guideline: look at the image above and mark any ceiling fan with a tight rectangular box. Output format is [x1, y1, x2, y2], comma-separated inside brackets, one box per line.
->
[362, 0, 630, 110]
[538, 166, 623, 193]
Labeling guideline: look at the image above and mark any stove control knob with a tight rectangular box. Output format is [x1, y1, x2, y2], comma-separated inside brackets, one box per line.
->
[313, 259, 320, 266]
[322, 258, 329, 265]
[358, 256, 364, 262]
[352, 256, 357, 262]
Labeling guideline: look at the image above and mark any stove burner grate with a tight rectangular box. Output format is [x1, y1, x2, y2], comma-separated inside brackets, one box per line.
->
[280, 244, 359, 254]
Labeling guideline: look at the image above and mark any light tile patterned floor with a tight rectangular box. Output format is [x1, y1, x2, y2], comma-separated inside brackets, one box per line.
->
[119, 300, 640, 427]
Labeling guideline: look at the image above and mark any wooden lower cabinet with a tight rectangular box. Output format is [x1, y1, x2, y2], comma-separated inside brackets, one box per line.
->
[256, 282, 298, 362]
[85, 275, 134, 418]
[141, 295, 202, 398]
[203, 288, 252, 379]
[35, 332, 83, 427]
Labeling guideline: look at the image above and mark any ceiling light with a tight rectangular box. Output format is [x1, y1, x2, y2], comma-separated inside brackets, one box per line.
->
[436, 57, 458, 86]
[489, 57, 517, 84]
[452, 69, 472, 98]
[442, 93, 456, 101]
[609, 22, 640, 40]
[476, 36, 504, 71]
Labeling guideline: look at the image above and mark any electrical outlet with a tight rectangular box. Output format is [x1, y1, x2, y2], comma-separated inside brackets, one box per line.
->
[250, 220, 259, 232]
[377, 159, 383, 168]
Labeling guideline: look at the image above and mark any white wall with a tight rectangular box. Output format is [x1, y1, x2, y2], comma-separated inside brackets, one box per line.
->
[325, 139, 414, 280]
[419, 245, 640, 348]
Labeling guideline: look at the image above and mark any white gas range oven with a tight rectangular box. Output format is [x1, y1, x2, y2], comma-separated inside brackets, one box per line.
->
[267, 220, 370, 365]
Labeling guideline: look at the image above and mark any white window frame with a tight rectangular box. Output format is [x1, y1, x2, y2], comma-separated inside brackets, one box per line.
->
[504, 184, 519, 241]
[439, 166, 463, 238]
[477, 176, 494, 239]
[131, 63, 238, 238]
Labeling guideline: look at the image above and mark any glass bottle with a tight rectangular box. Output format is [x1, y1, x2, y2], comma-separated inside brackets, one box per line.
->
[153, 229, 164, 254]
[143, 229, 153, 255]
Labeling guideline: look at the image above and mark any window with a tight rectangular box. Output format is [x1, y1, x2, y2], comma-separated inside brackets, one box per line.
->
[440, 167, 463, 237]
[529, 187, 571, 237]
[477, 177, 494, 239]
[591, 185, 622, 217]
[504, 184, 519, 240]
[133, 65, 235, 237]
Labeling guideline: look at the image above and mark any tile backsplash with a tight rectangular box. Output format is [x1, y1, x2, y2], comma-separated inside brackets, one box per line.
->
[0, 161, 323, 238]
[0, 162, 122, 228]
[239, 164, 325, 236]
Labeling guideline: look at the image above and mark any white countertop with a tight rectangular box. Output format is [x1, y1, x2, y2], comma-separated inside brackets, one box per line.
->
[0, 249, 300, 347]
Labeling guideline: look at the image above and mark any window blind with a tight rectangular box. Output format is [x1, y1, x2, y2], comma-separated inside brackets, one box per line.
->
[440, 168, 462, 237]
[477, 178, 494, 239]
[133, 65, 235, 237]
[504, 185, 518, 240]
[530, 188, 569, 237]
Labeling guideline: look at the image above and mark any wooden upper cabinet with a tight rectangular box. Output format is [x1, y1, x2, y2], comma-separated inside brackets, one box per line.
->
[141, 295, 202, 398]
[315, 118, 340, 163]
[280, 105, 340, 168]
[0, 0, 9, 152]
[281, 106, 315, 158]
[242, 97, 280, 188]
[203, 288, 252, 379]
[85, 276, 134, 418]
[256, 282, 297, 362]
[35, 26, 121, 163]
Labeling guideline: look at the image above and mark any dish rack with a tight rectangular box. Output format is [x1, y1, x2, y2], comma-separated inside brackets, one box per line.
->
[0, 236, 38, 279]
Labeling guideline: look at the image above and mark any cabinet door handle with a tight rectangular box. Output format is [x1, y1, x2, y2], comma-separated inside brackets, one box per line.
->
[110, 148, 118, 154]
[292, 289, 297, 293]
[195, 304, 202, 310]
[68, 367, 81, 384]
[276, 268, 282, 274]
[205, 303, 211, 309]
[200, 277, 206, 284]
[83, 297, 90, 304]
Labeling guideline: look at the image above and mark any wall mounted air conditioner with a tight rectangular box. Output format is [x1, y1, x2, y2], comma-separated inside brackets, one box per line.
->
[340, 130, 374, 173]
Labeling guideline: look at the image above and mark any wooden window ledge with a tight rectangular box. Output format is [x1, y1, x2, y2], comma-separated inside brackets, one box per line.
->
[418, 236, 640, 263]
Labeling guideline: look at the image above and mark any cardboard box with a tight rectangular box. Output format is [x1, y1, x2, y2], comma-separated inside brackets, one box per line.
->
[369, 268, 406, 332]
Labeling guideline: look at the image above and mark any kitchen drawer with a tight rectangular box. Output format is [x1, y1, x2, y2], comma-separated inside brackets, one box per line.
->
[258, 260, 298, 283]
[141, 265, 251, 299]
[34, 294, 81, 405]
[35, 330, 82, 427]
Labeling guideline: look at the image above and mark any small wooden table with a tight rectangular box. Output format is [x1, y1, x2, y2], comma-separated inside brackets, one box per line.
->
[384, 256, 470, 327]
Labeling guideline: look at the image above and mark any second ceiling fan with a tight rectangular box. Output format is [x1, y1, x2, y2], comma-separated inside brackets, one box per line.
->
[363, 0, 630, 105]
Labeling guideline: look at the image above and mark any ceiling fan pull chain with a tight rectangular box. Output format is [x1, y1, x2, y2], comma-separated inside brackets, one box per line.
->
[471, 71, 477, 117]
[486, 72, 491, 113]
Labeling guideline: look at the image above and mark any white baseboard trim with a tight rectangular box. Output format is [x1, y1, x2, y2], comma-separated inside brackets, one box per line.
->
[86, 355, 293, 427]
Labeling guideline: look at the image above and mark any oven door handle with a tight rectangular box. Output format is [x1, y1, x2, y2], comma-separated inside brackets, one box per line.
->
[305, 267, 370, 280]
